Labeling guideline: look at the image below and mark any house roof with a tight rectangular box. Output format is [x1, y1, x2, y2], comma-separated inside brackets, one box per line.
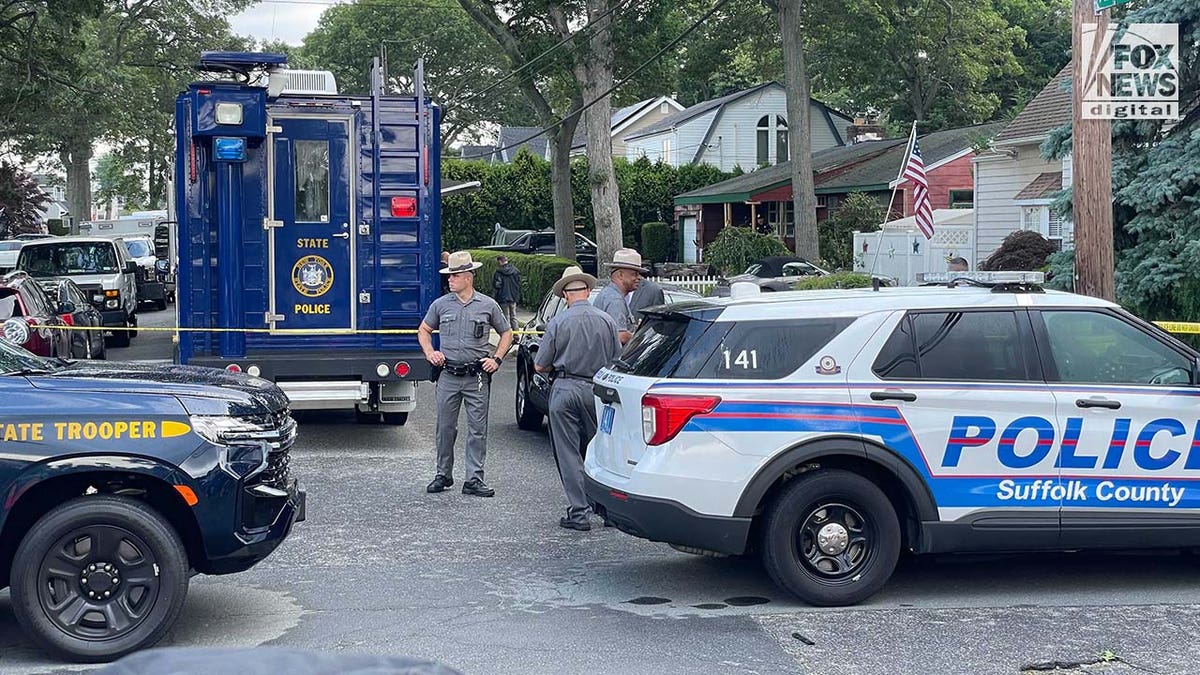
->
[994, 64, 1073, 146]
[459, 145, 497, 162]
[498, 126, 548, 160]
[674, 123, 1001, 205]
[570, 97, 662, 150]
[1013, 171, 1063, 201]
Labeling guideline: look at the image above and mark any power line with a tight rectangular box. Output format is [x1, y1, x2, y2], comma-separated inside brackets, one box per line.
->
[459, 0, 732, 161]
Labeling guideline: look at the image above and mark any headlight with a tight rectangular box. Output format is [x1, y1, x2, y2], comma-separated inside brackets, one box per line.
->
[106, 299, 120, 309]
[2, 318, 29, 345]
[191, 416, 271, 478]
[215, 102, 243, 125]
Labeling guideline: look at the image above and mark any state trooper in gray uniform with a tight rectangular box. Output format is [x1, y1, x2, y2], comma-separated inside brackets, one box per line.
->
[534, 266, 623, 530]
[592, 248, 647, 345]
[418, 251, 513, 497]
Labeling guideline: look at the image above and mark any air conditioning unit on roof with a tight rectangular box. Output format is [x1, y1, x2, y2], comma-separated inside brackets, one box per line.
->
[268, 70, 338, 97]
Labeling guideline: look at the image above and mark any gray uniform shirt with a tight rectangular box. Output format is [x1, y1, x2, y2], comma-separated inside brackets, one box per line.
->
[628, 278, 665, 320]
[534, 299, 622, 378]
[423, 291, 510, 363]
[593, 282, 634, 332]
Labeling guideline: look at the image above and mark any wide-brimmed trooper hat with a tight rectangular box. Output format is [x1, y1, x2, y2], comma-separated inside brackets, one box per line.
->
[604, 248, 649, 274]
[551, 266, 598, 296]
[440, 250, 483, 274]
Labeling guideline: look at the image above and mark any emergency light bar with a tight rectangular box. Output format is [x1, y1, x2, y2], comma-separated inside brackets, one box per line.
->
[916, 271, 1045, 285]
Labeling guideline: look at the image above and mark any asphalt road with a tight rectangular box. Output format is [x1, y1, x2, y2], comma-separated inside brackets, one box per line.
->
[3, 309, 1200, 673]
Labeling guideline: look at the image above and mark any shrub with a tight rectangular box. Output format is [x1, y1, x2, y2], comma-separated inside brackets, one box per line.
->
[981, 230, 1060, 271]
[703, 227, 790, 276]
[820, 192, 885, 271]
[792, 271, 876, 290]
[468, 249, 573, 309]
[641, 221, 673, 263]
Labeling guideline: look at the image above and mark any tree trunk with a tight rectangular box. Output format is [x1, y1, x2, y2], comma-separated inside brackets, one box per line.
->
[575, 0, 624, 269]
[61, 139, 93, 231]
[1071, 0, 1114, 300]
[779, 0, 819, 260]
[549, 113, 580, 262]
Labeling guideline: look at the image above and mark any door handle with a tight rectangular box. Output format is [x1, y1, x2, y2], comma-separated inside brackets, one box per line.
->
[870, 391, 917, 402]
[332, 232, 349, 239]
[1076, 398, 1121, 410]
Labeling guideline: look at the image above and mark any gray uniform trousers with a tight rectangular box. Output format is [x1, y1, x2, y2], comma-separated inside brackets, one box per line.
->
[548, 377, 597, 523]
[434, 372, 491, 481]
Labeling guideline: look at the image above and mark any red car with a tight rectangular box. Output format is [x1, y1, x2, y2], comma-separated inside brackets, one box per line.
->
[0, 271, 71, 358]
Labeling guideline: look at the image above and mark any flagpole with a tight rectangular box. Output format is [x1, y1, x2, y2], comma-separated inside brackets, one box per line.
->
[869, 121, 918, 277]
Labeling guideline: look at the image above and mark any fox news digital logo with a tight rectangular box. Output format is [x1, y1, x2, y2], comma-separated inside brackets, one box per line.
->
[1082, 23, 1179, 120]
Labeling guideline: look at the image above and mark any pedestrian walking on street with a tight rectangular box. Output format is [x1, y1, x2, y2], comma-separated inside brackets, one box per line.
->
[418, 251, 514, 498]
[491, 255, 522, 335]
[593, 248, 647, 345]
[534, 266, 622, 531]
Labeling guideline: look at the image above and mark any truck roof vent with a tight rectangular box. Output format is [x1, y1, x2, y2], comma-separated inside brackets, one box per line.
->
[269, 70, 338, 97]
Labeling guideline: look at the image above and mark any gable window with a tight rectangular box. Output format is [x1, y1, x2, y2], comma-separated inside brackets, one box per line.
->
[757, 115, 770, 166]
[776, 117, 789, 163]
[948, 189, 973, 209]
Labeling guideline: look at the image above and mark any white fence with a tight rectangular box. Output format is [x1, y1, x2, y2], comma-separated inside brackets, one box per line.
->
[853, 224, 975, 286]
[653, 275, 722, 295]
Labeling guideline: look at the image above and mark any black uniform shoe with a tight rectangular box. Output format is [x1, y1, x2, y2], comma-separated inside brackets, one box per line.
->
[462, 478, 495, 498]
[559, 517, 591, 531]
[426, 475, 453, 493]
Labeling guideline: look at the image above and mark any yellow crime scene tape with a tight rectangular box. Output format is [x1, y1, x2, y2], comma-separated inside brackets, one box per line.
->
[1154, 321, 1200, 335]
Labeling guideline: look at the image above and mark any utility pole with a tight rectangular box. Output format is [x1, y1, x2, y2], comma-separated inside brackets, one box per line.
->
[1071, 0, 1114, 300]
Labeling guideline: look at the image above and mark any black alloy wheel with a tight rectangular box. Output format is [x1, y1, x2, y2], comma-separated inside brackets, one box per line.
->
[515, 362, 543, 431]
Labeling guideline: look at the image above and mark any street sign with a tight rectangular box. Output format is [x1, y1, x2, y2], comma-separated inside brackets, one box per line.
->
[1094, 0, 1130, 12]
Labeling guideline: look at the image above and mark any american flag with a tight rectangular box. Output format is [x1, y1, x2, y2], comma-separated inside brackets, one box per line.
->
[903, 129, 934, 239]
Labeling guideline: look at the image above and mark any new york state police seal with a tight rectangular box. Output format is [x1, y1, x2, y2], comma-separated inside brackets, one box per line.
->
[292, 255, 334, 298]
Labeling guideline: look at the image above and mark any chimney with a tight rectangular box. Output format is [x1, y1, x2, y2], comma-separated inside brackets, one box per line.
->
[846, 113, 885, 144]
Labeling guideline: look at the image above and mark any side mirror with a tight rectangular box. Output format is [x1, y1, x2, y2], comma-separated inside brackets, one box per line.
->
[58, 301, 76, 314]
[124, 261, 137, 274]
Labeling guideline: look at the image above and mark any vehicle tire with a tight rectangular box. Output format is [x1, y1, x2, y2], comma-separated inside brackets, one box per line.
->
[154, 299, 167, 311]
[127, 315, 137, 339]
[10, 495, 190, 663]
[107, 329, 131, 349]
[515, 364, 543, 431]
[95, 334, 107, 360]
[354, 407, 381, 424]
[382, 412, 409, 425]
[761, 469, 900, 607]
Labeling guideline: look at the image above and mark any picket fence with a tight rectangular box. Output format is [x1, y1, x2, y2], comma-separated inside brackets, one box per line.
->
[653, 275, 723, 295]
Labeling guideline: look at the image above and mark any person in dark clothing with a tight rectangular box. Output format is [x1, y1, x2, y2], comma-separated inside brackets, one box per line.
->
[491, 255, 522, 332]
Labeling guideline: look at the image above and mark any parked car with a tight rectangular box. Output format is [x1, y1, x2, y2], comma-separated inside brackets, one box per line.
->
[713, 256, 831, 295]
[118, 234, 168, 311]
[0, 271, 72, 358]
[50, 278, 107, 360]
[0, 240, 23, 274]
[482, 230, 599, 275]
[513, 281, 701, 431]
[490, 223, 535, 246]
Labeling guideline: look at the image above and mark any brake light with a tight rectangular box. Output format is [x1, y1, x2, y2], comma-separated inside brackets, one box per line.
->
[641, 394, 721, 446]
[390, 196, 417, 218]
[395, 361, 411, 377]
[226, 364, 242, 373]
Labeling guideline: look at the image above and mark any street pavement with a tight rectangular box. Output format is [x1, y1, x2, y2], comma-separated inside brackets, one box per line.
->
[3, 307, 1200, 673]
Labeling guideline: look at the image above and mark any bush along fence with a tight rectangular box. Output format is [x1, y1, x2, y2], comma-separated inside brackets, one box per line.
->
[467, 249, 573, 309]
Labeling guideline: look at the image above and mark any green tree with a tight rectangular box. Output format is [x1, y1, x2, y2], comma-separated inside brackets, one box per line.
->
[94, 151, 146, 212]
[821, 192, 885, 270]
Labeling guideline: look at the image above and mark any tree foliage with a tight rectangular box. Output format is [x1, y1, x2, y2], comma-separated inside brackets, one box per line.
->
[820, 192, 885, 270]
[0, 163, 48, 238]
[702, 226, 790, 277]
[980, 229, 1059, 271]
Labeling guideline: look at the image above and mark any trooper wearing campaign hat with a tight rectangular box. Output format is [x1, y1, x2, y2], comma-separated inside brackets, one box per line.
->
[418, 251, 514, 498]
[534, 266, 622, 531]
[593, 248, 648, 345]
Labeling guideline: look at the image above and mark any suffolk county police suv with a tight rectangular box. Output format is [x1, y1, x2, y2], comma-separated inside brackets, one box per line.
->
[586, 272, 1200, 606]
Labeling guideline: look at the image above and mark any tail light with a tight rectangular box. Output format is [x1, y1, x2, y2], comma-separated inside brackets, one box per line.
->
[641, 394, 721, 446]
[395, 361, 411, 377]
[390, 196, 417, 218]
[59, 314, 74, 326]
[226, 364, 242, 373]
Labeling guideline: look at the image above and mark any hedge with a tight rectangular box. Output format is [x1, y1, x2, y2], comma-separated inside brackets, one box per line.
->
[467, 249, 574, 309]
[641, 221, 673, 263]
[703, 227, 791, 276]
[792, 271, 876, 290]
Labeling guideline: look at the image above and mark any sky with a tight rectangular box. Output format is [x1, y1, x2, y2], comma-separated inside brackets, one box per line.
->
[230, 1, 335, 46]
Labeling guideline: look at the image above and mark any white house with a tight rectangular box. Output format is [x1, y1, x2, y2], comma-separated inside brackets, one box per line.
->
[622, 82, 855, 172]
[973, 65, 1073, 265]
[32, 174, 70, 226]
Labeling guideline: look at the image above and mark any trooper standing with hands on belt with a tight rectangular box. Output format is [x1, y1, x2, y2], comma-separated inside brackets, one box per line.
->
[593, 248, 647, 344]
[534, 266, 622, 531]
[418, 251, 513, 498]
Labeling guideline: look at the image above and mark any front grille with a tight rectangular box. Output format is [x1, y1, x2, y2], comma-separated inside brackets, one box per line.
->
[229, 409, 296, 490]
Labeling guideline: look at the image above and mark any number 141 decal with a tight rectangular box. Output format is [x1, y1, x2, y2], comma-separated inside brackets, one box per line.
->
[722, 349, 759, 370]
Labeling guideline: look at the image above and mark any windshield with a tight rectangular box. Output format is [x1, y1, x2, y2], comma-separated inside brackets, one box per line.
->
[18, 242, 120, 277]
[0, 242, 23, 251]
[0, 338, 54, 374]
[124, 239, 154, 258]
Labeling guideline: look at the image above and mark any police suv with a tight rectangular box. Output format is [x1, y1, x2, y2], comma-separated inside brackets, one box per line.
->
[585, 272, 1200, 606]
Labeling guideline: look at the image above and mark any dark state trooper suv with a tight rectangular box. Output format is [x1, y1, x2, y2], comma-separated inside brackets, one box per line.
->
[0, 339, 304, 662]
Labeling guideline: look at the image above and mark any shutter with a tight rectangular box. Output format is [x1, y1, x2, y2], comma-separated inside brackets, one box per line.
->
[1048, 209, 1062, 238]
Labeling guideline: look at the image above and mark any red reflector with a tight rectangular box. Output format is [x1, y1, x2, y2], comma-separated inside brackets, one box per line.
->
[59, 314, 74, 326]
[390, 196, 417, 218]
[225, 364, 242, 373]
[197, 88, 211, 95]
[610, 490, 628, 502]
[395, 361, 411, 377]
[642, 394, 721, 446]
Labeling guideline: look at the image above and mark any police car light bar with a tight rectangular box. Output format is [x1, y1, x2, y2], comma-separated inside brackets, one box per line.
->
[916, 271, 1045, 285]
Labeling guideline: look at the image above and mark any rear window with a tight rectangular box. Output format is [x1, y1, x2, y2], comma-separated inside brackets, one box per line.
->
[613, 315, 854, 380]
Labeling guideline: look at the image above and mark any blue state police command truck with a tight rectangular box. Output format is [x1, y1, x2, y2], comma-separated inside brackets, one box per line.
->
[173, 52, 440, 424]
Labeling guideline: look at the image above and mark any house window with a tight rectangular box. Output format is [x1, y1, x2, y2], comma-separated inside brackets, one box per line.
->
[949, 189, 973, 209]
[1021, 205, 1064, 250]
[767, 201, 795, 237]
[660, 101, 669, 114]
[776, 117, 789, 163]
[757, 115, 770, 166]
